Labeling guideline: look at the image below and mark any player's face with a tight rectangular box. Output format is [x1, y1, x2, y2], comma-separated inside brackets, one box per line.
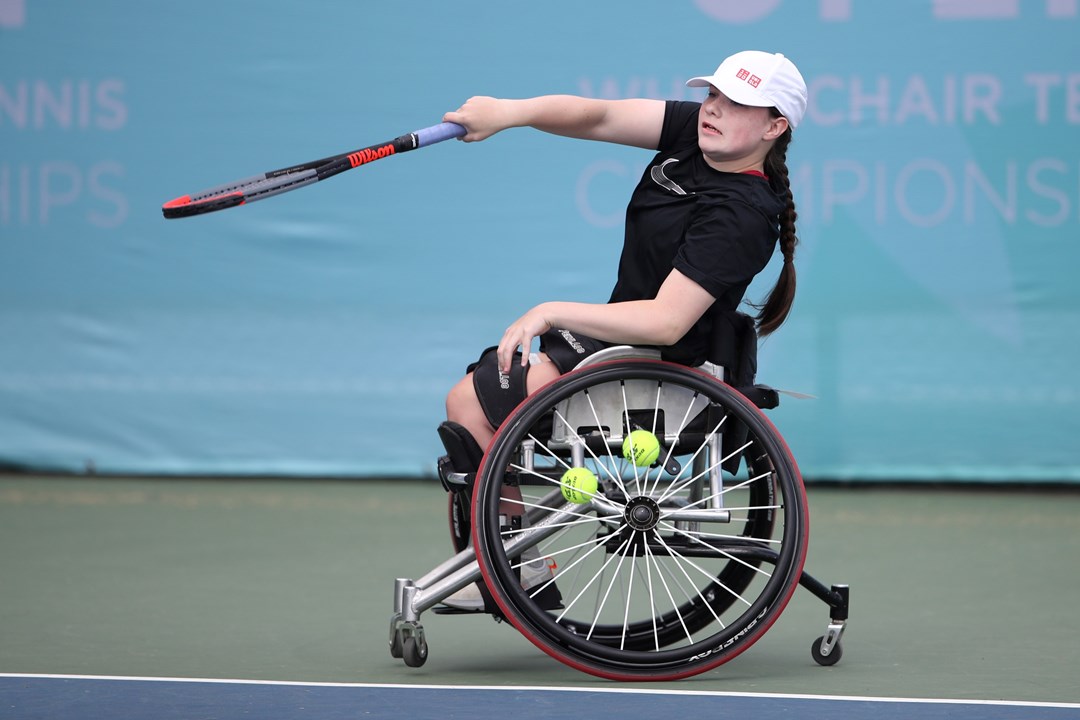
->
[697, 88, 785, 171]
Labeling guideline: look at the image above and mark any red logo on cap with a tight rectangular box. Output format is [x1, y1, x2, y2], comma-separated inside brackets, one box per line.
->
[736, 68, 749, 80]
[748, 74, 761, 88]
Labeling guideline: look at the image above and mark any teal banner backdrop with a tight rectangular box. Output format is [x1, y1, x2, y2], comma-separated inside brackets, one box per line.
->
[2, 1, 1078, 481]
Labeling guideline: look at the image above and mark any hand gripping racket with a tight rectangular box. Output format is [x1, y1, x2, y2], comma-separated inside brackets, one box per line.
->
[162, 122, 466, 219]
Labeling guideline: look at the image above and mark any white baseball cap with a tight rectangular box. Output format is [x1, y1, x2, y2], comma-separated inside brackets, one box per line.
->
[686, 51, 808, 129]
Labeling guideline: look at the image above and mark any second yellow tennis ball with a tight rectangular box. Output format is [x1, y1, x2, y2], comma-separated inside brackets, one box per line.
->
[623, 429, 660, 467]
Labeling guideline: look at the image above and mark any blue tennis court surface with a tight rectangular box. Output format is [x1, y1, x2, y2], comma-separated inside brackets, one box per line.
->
[3, 675, 1079, 720]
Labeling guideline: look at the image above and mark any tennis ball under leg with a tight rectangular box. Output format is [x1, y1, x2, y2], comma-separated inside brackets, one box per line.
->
[623, 429, 661, 467]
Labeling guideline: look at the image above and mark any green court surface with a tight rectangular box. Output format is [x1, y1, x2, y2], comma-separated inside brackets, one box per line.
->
[1, 475, 1078, 703]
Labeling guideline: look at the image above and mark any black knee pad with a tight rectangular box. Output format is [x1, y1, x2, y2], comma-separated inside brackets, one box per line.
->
[469, 347, 529, 429]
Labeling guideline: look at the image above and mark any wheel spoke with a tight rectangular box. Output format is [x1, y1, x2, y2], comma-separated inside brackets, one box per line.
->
[586, 538, 635, 643]
[657, 520, 776, 578]
[498, 488, 618, 527]
[644, 541, 694, 645]
[646, 388, 701, 497]
[620, 382, 644, 496]
[655, 432, 748, 507]
[654, 532, 751, 611]
[583, 389, 632, 498]
[556, 534, 632, 624]
[659, 468, 773, 518]
[652, 417, 730, 504]
[617, 542, 639, 649]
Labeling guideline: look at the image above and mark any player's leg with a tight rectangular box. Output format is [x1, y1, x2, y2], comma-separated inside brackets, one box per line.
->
[445, 373, 496, 450]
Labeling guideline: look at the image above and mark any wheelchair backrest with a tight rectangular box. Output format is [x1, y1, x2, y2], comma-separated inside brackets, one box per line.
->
[707, 310, 758, 390]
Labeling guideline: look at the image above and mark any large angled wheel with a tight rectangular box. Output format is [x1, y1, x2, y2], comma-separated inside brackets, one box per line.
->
[471, 359, 808, 680]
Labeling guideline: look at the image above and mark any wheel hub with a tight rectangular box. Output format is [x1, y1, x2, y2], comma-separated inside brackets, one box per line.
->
[624, 496, 660, 531]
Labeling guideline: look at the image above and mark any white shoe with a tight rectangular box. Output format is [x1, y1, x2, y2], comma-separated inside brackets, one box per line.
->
[520, 555, 554, 590]
[441, 565, 562, 612]
[440, 582, 486, 612]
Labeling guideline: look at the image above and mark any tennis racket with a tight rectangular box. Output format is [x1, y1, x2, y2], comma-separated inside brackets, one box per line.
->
[162, 121, 466, 219]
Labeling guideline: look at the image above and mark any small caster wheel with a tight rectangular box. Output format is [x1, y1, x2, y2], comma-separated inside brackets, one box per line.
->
[403, 635, 428, 668]
[389, 631, 404, 659]
[811, 635, 842, 666]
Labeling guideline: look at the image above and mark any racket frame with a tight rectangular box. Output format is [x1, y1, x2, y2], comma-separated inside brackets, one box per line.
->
[162, 122, 465, 219]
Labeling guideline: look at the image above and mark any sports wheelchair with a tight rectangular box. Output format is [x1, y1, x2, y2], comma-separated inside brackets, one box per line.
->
[389, 312, 849, 680]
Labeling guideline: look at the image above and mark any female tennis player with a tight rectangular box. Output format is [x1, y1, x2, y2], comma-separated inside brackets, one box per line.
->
[437, 50, 807, 609]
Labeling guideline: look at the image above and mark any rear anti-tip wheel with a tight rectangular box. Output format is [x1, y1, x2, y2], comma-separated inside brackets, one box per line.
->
[811, 635, 842, 666]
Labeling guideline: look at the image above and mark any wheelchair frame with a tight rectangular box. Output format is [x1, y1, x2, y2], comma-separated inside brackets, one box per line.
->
[389, 345, 849, 680]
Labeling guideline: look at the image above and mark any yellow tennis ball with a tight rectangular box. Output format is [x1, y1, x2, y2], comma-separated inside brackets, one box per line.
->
[623, 429, 660, 468]
[561, 467, 598, 504]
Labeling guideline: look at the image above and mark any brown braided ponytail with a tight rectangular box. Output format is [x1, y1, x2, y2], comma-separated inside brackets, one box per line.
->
[755, 120, 798, 336]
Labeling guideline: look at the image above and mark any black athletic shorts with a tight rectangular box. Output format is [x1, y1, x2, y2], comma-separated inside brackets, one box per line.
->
[468, 328, 609, 429]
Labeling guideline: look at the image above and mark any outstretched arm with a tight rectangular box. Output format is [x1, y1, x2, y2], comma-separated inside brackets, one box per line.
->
[443, 95, 666, 150]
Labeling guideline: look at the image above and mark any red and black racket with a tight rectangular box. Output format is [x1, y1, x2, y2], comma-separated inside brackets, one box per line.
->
[162, 121, 466, 219]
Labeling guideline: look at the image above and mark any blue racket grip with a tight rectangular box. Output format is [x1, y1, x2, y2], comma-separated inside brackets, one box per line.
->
[415, 122, 466, 147]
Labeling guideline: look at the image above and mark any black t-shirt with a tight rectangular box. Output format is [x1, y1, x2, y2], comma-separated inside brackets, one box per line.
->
[608, 100, 785, 366]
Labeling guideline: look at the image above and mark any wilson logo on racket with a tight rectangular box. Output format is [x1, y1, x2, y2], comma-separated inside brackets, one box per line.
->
[348, 143, 396, 168]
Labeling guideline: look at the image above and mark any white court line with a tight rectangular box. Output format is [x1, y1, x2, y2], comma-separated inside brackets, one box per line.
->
[1, 673, 1078, 710]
